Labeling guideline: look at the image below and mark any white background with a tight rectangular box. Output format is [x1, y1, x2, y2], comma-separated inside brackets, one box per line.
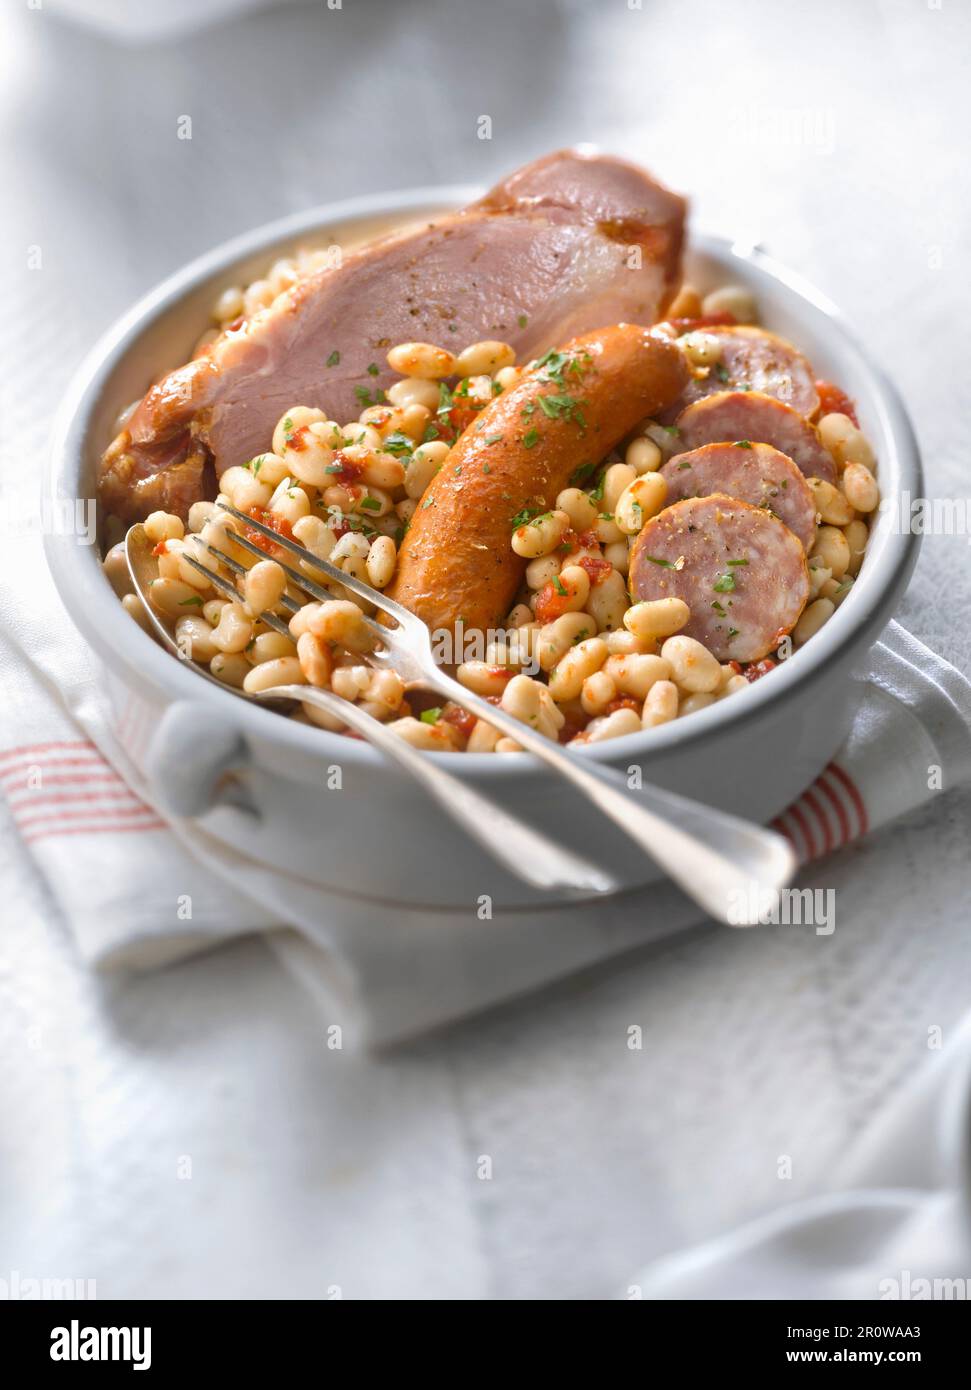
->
[1, 0, 969, 1298]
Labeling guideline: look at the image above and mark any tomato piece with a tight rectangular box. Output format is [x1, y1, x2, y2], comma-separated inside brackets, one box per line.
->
[534, 581, 574, 624]
[743, 657, 777, 683]
[151, 541, 168, 558]
[577, 555, 612, 586]
[244, 507, 294, 555]
[814, 380, 859, 427]
[605, 697, 641, 716]
[327, 450, 365, 485]
[441, 704, 477, 739]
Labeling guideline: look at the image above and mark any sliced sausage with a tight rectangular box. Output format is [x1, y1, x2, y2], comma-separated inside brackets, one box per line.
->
[629, 494, 810, 661]
[660, 442, 816, 550]
[673, 390, 837, 484]
[669, 326, 818, 418]
[387, 325, 689, 636]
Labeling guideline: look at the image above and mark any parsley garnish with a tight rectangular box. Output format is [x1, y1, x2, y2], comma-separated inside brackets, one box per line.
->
[713, 572, 737, 592]
[511, 506, 541, 529]
[733, 440, 753, 449]
[178, 595, 204, 606]
[366, 362, 379, 376]
[522, 428, 539, 449]
[484, 434, 503, 445]
[726, 557, 749, 566]
[420, 707, 442, 725]
[382, 431, 413, 457]
[326, 350, 340, 368]
[644, 555, 676, 568]
[359, 496, 381, 511]
[517, 313, 528, 328]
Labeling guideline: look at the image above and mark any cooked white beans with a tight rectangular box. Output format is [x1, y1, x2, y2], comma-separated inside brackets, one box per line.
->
[556, 486, 599, 531]
[102, 542, 132, 598]
[602, 463, 637, 514]
[817, 412, 856, 461]
[243, 657, 306, 693]
[386, 342, 457, 379]
[679, 692, 718, 716]
[386, 377, 441, 411]
[585, 708, 642, 743]
[244, 559, 287, 616]
[625, 435, 663, 474]
[296, 631, 333, 687]
[604, 540, 630, 575]
[642, 679, 679, 728]
[844, 519, 869, 576]
[405, 441, 449, 499]
[144, 511, 184, 544]
[680, 331, 722, 367]
[624, 597, 690, 641]
[580, 670, 617, 716]
[793, 598, 835, 645]
[271, 406, 327, 458]
[810, 525, 850, 580]
[841, 462, 879, 512]
[455, 340, 515, 377]
[308, 599, 373, 650]
[209, 652, 250, 687]
[210, 601, 255, 654]
[701, 285, 757, 323]
[808, 477, 855, 527]
[249, 632, 296, 664]
[467, 719, 501, 753]
[174, 614, 218, 663]
[660, 635, 721, 693]
[536, 612, 597, 671]
[526, 555, 562, 590]
[148, 578, 207, 620]
[614, 473, 667, 534]
[585, 568, 628, 632]
[604, 653, 672, 700]
[548, 637, 608, 701]
[512, 509, 570, 559]
[366, 535, 397, 588]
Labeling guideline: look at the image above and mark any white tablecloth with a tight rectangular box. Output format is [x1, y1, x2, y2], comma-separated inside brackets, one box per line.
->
[2, 0, 970, 1298]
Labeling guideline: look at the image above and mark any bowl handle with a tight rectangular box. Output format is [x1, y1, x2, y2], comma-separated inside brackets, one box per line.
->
[145, 699, 252, 818]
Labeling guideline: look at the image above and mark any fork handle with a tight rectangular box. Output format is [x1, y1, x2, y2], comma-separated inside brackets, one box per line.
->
[269, 686, 616, 896]
[427, 672, 797, 926]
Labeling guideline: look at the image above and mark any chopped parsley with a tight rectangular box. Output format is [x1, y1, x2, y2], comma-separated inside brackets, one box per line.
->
[733, 440, 753, 449]
[643, 555, 677, 569]
[359, 496, 381, 512]
[420, 707, 442, 725]
[517, 313, 528, 328]
[484, 434, 503, 445]
[552, 575, 568, 596]
[713, 572, 737, 592]
[726, 557, 749, 566]
[522, 428, 539, 449]
[178, 595, 204, 607]
[569, 461, 595, 486]
[511, 506, 542, 529]
[366, 362, 380, 376]
[326, 350, 340, 368]
[382, 431, 414, 457]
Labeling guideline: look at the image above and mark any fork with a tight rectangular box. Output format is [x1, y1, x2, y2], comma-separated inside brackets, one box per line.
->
[201, 503, 797, 925]
[127, 524, 616, 896]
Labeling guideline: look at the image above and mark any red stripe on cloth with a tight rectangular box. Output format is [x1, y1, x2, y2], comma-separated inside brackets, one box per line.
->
[0, 740, 96, 765]
[817, 772, 852, 847]
[0, 757, 115, 782]
[827, 762, 869, 837]
[12, 803, 158, 829]
[788, 802, 817, 860]
[2, 771, 127, 792]
[770, 815, 800, 853]
[5, 788, 145, 810]
[23, 819, 167, 845]
[802, 787, 834, 856]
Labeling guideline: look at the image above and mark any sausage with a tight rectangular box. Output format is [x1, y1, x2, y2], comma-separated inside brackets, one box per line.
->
[660, 442, 817, 550]
[387, 324, 689, 636]
[673, 390, 837, 484]
[665, 326, 818, 419]
[629, 494, 810, 661]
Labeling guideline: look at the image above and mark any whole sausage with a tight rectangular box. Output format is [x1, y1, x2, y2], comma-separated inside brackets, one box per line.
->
[660, 442, 817, 550]
[663, 326, 819, 419]
[387, 324, 689, 636]
[674, 390, 837, 484]
[629, 494, 810, 661]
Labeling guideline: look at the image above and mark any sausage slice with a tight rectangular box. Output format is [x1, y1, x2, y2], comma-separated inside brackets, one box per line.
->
[629, 494, 810, 661]
[387, 324, 689, 636]
[674, 390, 836, 483]
[673, 326, 819, 417]
[660, 442, 817, 550]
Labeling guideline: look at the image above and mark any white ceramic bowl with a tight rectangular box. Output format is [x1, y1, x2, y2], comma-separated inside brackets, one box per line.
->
[46, 188, 922, 909]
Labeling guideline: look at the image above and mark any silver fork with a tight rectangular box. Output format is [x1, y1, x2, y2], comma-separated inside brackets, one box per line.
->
[127, 523, 615, 896]
[207, 503, 797, 925]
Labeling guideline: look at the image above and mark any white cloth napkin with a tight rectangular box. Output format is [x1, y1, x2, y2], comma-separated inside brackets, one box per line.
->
[3, 507, 971, 1045]
[631, 1011, 971, 1300]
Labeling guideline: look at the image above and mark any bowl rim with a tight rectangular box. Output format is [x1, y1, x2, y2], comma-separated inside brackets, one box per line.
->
[45, 183, 923, 782]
